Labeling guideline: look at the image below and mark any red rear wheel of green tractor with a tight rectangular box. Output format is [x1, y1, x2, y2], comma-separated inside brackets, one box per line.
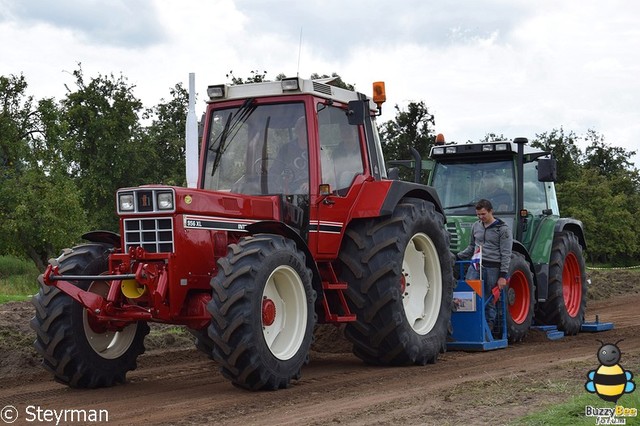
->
[535, 231, 587, 335]
[208, 234, 316, 390]
[30, 243, 149, 388]
[339, 197, 454, 366]
[505, 252, 535, 343]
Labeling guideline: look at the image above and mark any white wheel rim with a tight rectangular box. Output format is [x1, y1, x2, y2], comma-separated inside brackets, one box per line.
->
[262, 265, 308, 360]
[401, 233, 442, 335]
[82, 280, 137, 359]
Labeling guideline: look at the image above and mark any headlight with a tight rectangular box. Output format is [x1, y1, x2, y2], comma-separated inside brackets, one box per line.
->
[432, 147, 445, 155]
[157, 192, 174, 210]
[445, 146, 457, 154]
[207, 84, 225, 99]
[119, 193, 135, 212]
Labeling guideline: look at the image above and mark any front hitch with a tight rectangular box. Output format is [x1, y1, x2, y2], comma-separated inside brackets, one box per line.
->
[41, 263, 158, 321]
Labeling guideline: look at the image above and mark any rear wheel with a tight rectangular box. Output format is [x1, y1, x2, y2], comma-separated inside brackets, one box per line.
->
[535, 231, 587, 335]
[339, 198, 454, 365]
[30, 244, 149, 388]
[505, 252, 535, 343]
[208, 234, 316, 390]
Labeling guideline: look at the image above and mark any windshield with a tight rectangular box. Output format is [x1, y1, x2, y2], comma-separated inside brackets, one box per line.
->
[431, 160, 515, 214]
[203, 102, 309, 195]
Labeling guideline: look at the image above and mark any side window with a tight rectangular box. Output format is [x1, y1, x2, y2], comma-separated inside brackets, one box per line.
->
[317, 104, 364, 195]
[523, 162, 547, 214]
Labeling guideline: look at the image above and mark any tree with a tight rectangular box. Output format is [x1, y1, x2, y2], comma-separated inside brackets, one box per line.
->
[60, 65, 150, 230]
[144, 83, 189, 186]
[0, 75, 87, 269]
[557, 168, 639, 264]
[379, 101, 435, 161]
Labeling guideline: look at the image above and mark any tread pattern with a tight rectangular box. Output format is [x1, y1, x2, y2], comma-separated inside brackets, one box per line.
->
[31, 244, 149, 388]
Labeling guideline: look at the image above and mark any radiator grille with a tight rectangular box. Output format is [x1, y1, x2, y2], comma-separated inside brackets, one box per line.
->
[124, 217, 174, 253]
[446, 222, 459, 251]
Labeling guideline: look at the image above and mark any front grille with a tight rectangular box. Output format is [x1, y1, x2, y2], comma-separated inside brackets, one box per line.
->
[124, 217, 174, 253]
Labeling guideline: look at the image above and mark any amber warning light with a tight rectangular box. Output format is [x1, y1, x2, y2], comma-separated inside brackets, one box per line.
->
[372, 81, 386, 109]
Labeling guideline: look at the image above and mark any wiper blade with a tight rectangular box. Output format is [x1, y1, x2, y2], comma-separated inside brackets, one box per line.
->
[208, 98, 256, 176]
[444, 202, 476, 210]
[208, 97, 256, 153]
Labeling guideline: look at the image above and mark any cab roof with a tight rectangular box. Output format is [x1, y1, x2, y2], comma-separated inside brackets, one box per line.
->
[206, 77, 368, 106]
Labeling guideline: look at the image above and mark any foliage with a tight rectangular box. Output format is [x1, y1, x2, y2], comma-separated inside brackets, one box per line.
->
[60, 65, 151, 230]
[143, 83, 189, 186]
[379, 101, 436, 182]
[558, 168, 639, 263]
[379, 101, 436, 161]
[0, 75, 87, 269]
[226, 70, 269, 85]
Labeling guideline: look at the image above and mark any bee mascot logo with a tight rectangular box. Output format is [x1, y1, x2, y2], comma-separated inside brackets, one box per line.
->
[585, 340, 635, 403]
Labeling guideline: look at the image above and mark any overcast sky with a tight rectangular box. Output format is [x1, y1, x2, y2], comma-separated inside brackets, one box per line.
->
[1, 0, 639, 166]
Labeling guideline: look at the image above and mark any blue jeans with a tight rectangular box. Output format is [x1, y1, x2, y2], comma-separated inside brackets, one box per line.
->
[465, 266, 499, 325]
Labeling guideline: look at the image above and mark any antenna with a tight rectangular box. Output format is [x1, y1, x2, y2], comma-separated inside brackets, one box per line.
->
[297, 27, 303, 77]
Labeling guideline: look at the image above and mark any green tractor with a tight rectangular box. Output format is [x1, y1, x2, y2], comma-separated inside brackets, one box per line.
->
[397, 137, 587, 342]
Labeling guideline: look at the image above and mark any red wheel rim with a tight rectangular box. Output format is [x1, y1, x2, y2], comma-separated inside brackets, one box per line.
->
[562, 252, 582, 317]
[507, 270, 530, 324]
[262, 298, 276, 326]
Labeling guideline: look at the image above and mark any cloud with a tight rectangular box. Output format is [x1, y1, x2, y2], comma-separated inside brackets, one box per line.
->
[1, 0, 166, 47]
[233, 0, 528, 60]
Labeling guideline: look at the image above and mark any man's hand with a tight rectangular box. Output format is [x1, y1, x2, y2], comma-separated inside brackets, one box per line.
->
[497, 277, 508, 290]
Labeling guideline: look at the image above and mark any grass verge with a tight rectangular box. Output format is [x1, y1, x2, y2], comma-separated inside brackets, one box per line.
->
[0, 255, 39, 303]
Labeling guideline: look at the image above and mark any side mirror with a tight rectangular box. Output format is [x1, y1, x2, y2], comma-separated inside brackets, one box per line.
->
[346, 100, 366, 125]
[537, 158, 557, 182]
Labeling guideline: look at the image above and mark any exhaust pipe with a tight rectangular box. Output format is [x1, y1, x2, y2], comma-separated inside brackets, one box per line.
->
[185, 72, 198, 188]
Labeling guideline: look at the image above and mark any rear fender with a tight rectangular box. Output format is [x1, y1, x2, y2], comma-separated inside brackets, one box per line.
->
[554, 218, 587, 249]
[379, 180, 444, 217]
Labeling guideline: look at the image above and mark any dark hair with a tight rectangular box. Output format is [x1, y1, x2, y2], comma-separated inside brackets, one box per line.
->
[475, 199, 493, 211]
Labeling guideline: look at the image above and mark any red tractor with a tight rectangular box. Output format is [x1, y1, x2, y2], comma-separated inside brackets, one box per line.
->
[32, 78, 454, 390]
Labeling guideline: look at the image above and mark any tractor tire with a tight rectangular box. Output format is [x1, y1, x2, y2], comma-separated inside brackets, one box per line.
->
[535, 231, 587, 335]
[208, 234, 316, 390]
[188, 328, 215, 360]
[30, 243, 149, 388]
[339, 197, 454, 366]
[505, 252, 535, 343]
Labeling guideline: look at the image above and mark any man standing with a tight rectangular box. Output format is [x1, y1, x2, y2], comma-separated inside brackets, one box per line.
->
[457, 199, 512, 330]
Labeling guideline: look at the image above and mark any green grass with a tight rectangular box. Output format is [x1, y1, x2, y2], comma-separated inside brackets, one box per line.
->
[0, 255, 40, 303]
[516, 391, 640, 425]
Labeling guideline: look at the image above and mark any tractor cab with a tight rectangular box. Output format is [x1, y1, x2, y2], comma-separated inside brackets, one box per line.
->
[428, 140, 560, 253]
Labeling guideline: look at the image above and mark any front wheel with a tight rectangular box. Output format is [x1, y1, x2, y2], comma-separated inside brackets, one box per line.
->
[208, 234, 316, 390]
[505, 252, 535, 343]
[30, 243, 149, 388]
[340, 197, 454, 365]
[535, 231, 587, 335]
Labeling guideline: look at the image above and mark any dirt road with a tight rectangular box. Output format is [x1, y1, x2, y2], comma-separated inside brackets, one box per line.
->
[1, 277, 639, 425]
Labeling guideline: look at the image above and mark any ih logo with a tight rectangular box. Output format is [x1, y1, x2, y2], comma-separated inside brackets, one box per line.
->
[585, 340, 636, 403]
